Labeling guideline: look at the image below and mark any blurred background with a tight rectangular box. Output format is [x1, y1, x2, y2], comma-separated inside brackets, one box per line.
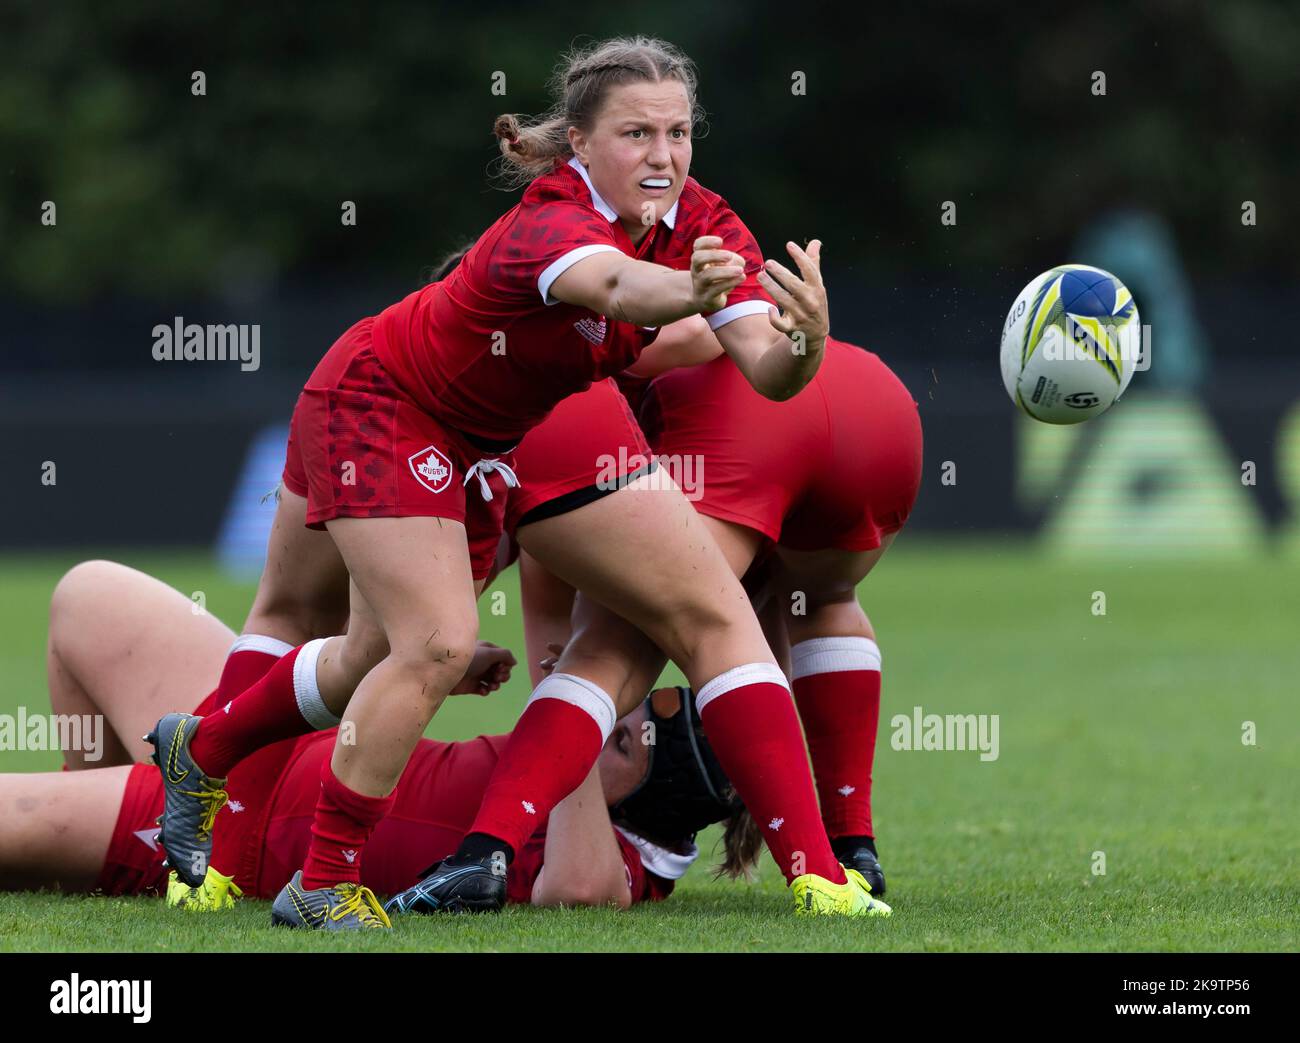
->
[2, 0, 1297, 563]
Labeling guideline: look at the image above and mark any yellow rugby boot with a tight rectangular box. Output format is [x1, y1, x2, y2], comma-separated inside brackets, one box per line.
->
[792, 867, 892, 917]
[166, 866, 243, 912]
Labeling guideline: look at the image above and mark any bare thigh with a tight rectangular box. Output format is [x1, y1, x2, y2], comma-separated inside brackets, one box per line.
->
[774, 533, 897, 643]
[517, 474, 773, 705]
[517, 549, 579, 688]
[0, 766, 132, 892]
[322, 515, 480, 796]
[242, 486, 350, 643]
[47, 561, 234, 767]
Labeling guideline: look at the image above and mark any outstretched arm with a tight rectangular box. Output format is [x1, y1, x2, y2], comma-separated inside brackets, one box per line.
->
[713, 239, 829, 401]
[530, 764, 632, 909]
[549, 236, 745, 329]
[624, 314, 721, 378]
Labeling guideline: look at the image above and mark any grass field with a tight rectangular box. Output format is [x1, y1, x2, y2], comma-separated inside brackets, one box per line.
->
[1, 541, 1297, 952]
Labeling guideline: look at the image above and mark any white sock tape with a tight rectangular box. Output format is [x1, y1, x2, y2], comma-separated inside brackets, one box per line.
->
[695, 662, 790, 713]
[790, 636, 881, 680]
[527, 672, 618, 743]
[230, 633, 296, 659]
[292, 638, 340, 731]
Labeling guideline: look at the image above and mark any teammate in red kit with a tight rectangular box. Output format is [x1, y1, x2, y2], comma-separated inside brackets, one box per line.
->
[420, 323, 922, 909]
[639, 333, 923, 892]
[1, 561, 756, 910]
[149, 36, 874, 928]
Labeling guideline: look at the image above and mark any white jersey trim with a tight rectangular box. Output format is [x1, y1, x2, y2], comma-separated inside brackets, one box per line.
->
[538, 244, 623, 306]
[706, 299, 772, 331]
[614, 827, 699, 881]
[567, 156, 678, 229]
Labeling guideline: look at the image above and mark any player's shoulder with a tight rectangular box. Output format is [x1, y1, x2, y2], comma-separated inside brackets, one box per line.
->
[497, 162, 615, 247]
[520, 162, 601, 217]
[672, 176, 757, 250]
[674, 175, 729, 224]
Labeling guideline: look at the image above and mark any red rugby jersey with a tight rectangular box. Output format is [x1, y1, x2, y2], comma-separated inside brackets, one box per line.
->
[252, 730, 686, 906]
[371, 157, 773, 442]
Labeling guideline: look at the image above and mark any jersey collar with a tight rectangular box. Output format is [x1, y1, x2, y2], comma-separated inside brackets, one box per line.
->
[567, 156, 679, 229]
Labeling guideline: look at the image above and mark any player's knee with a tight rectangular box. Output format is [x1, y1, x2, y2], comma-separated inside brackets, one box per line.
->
[654, 592, 744, 662]
[790, 596, 874, 643]
[334, 628, 390, 688]
[49, 560, 127, 636]
[389, 625, 480, 686]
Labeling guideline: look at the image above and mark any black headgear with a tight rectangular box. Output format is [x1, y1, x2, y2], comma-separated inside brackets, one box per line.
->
[611, 687, 743, 843]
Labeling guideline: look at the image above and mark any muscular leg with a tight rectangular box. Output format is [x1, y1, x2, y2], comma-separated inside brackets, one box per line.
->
[476, 481, 843, 886]
[0, 767, 132, 891]
[520, 488, 771, 703]
[775, 534, 896, 854]
[324, 516, 479, 796]
[518, 549, 578, 688]
[774, 534, 894, 644]
[241, 487, 349, 645]
[47, 561, 234, 768]
[288, 516, 479, 890]
[527, 513, 765, 713]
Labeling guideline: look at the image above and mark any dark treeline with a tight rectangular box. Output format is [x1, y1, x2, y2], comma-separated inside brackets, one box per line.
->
[0, 1, 1294, 341]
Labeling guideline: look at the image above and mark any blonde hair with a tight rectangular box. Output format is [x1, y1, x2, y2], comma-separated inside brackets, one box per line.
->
[493, 35, 703, 189]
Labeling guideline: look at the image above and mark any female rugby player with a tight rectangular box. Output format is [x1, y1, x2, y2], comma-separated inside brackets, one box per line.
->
[1, 561, 753, 915]
[152, 36, 871, 927]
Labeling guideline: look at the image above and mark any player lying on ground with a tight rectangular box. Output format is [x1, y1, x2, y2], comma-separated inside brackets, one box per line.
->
[0, 561, 757, 910]
[388, 303, 923, 913]
[153, 35, 877, 927]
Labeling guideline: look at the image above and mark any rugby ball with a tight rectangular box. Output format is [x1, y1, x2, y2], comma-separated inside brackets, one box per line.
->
[999, 264, 1141, 424]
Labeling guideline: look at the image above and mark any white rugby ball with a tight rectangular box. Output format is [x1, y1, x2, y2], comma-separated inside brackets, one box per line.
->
[1000, 264, 1140, 424]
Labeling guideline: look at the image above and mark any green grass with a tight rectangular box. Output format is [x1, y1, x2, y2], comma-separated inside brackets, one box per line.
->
[2, 542, 1298, 951]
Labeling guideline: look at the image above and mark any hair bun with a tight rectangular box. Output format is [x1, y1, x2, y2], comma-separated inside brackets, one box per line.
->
[492, 114, 521, 145]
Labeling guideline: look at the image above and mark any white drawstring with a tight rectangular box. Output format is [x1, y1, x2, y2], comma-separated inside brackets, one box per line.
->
[463, 458, 519, 502]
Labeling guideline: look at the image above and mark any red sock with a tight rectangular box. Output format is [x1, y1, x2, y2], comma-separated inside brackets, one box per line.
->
[214, 634, 294, 703]
[791, 637, 882, 839]
[467, 673, 616, 856]
[189, 638, 338, 777]
[697, 664, 845, 885]
[300, 756, 395, 889]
